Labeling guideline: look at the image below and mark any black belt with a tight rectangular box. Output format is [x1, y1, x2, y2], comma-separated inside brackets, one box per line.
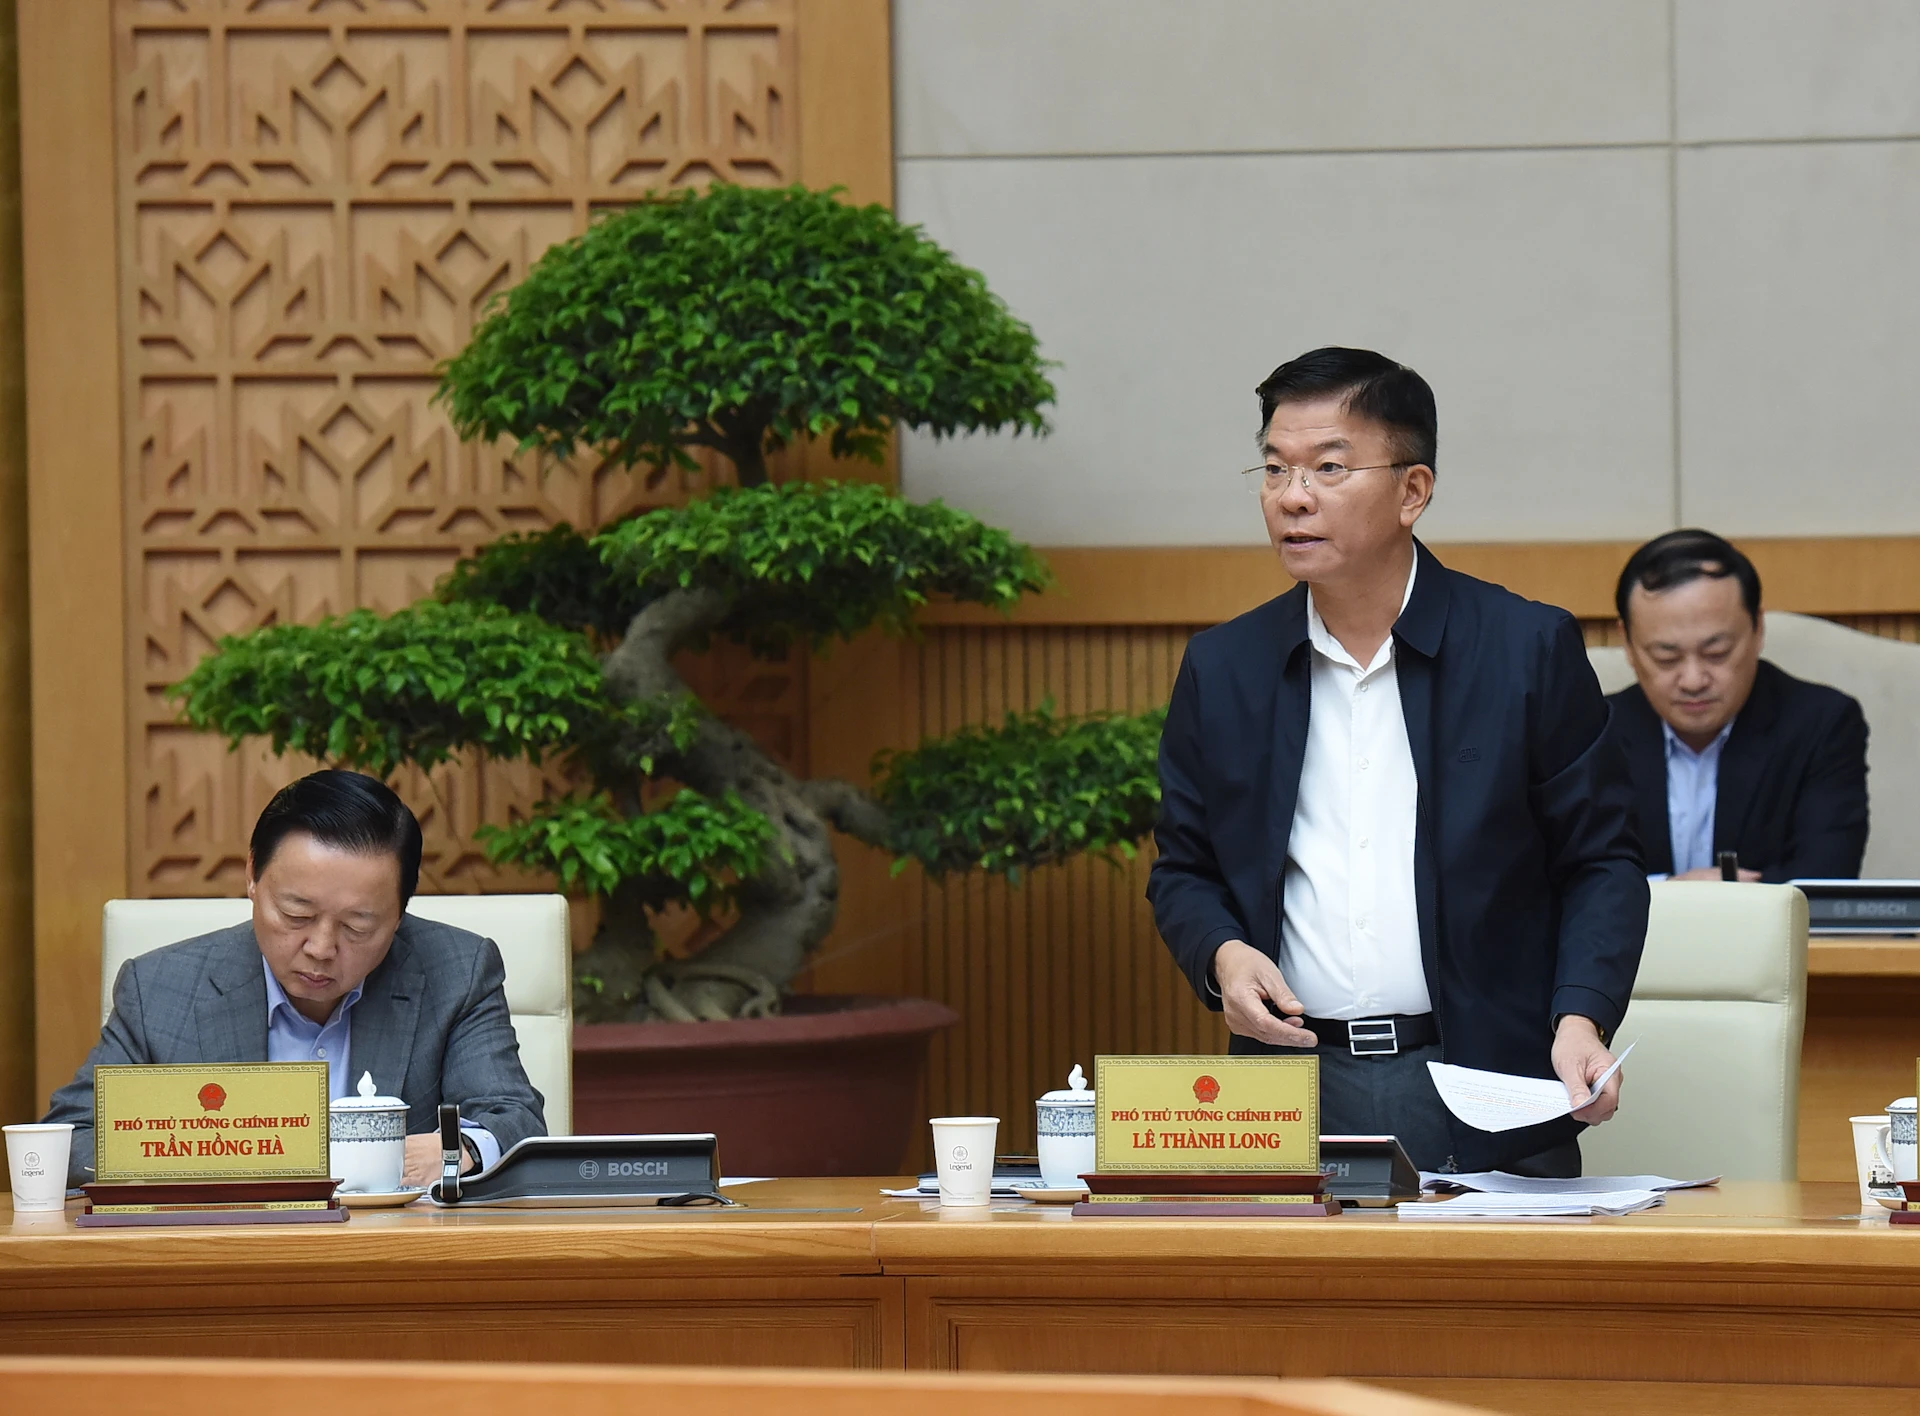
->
[1299, 1012, 1439, 1056]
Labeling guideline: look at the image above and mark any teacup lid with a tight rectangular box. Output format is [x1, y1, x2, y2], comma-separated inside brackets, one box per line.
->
[328, 1070, 407, 1111]
[1891, 1096, 1918, 1113]
[1039, 1063, 1095, 1105]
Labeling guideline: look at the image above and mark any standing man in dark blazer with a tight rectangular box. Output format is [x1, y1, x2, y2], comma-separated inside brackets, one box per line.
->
[1148, 348, 1648, 1176]
[1607, 529, 1869, 882]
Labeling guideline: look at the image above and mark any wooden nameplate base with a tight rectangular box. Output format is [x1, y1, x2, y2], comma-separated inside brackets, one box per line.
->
[1071, 1196, 1342, 1217]
[78, 1178, 348, 1228]
[1084, 1170, 1333, 1196]
[1074, 1170, 1342, 1218]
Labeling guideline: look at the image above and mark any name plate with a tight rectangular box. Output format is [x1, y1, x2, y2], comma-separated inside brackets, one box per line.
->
[1094, 1055, 1319, 1173]
[94, 1063, 330, 1181]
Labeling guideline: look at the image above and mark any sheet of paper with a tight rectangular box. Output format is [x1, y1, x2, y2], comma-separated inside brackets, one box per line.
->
[1397, 1188, 1664, 1219]
[1419, 1170, 1718, 1194]
[880, 1174, 1031, 1198]
[1427, 1042, 1636, 1133]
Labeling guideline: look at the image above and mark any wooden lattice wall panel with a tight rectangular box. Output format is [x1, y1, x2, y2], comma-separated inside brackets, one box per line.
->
[114, 0, 801, 895]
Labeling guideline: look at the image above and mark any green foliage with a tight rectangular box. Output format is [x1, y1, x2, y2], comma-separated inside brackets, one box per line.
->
[170, 178, 1165, 1009]
[168, 602, 615, 777]
[477, 790, 777, 908]
[436, 183, 1055, 480]
[875, 703, 1166, 878]
[439, 523, 654, 639]
[596, 481, 1050, 652]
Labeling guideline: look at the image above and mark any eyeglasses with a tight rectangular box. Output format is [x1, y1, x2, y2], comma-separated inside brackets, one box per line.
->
[1240, 461, 1404, 495]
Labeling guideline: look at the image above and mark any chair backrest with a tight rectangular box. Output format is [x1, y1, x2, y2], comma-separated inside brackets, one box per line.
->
[1589, 610, 1920, 876]
[101, 895, 573, 1135]
[1579, 882, 1806, 1181]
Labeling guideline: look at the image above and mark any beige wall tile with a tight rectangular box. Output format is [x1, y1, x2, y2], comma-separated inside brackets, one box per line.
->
[896, 0, 1671, 158]
[1677, 140, 1920, 535]
[899, 148, 1675, 546]
[1677, 0, 1920, 141]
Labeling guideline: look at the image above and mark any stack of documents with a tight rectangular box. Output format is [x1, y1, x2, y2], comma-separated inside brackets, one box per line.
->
[1397, 1188, 1665, 1219]
[1419, 1171, 1717, 1195]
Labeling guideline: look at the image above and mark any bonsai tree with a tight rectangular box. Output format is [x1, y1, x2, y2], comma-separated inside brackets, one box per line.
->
[174, 184, 1164, 1024]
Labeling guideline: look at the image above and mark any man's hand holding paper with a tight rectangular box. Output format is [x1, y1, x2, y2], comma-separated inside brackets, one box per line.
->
[1427, 1043, 1636, 1134]
[1552, 1015, 1624, 1122]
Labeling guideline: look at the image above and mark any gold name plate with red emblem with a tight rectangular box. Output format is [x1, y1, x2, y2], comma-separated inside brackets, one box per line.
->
[1094, 1055, 1320, 1173]
[93, 1063, 331, 1182]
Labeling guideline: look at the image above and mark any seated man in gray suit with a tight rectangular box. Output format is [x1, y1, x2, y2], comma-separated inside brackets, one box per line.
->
[46, 769, 545, 1187]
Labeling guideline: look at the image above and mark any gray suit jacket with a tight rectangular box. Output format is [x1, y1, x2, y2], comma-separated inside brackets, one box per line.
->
[45, 915, 547, 1185]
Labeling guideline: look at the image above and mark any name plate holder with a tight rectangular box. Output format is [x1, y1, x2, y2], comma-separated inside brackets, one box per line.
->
[81, 1062, 343, 1228]
[1094, 1055, 1320, 1173]
[93, 1062, 331, 1182]
[430, 1125, 728, 1207]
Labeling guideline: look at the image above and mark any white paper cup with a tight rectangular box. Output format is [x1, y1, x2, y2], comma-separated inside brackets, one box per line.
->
[5, 1124, 73, 1212]
[929, 1116, 999, 1206]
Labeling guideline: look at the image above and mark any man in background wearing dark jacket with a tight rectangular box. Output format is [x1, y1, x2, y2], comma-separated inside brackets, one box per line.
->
[1607, 529, 1869, 883]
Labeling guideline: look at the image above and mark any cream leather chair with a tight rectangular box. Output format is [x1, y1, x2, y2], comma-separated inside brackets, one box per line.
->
[1579, 882, 1807, 1181]
[1590, 610, 1920, 876]
[100, 894, 574, 1135]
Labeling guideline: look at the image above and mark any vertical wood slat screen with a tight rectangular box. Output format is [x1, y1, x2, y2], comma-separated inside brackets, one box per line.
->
[898, 612, 1920, 1160]
[1832, 614, 1920, 643]
[906, 623, 1226, 1160]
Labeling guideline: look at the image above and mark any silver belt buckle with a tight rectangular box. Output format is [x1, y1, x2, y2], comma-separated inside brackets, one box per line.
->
[1348, 1018, 1398, 1057]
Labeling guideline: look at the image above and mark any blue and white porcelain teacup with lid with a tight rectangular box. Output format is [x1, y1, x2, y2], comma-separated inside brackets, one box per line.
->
[329, 1071, 408, 1194]
[1035, 1064, 1096, 1190]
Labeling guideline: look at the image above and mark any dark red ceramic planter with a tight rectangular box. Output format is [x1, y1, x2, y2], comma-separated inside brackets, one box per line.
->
[570, 995, 959, 1176]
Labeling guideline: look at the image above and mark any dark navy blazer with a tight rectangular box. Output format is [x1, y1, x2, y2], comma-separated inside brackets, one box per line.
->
[1607, 660, 1868, 883]
[1147, 540, 1649, 1168]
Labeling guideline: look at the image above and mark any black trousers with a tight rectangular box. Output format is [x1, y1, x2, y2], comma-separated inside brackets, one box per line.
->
[1228, 1034, 1581, 1177]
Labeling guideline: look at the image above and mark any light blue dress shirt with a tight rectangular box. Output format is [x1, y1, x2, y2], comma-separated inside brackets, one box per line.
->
[1658, 720, 1735, 878]
[262, 958, 501, 1169]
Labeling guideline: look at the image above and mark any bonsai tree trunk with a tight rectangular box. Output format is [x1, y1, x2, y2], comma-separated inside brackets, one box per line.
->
[726, 439, 770, 489]
[689, 418, 770, 489]
[600, 587, 890, 1021]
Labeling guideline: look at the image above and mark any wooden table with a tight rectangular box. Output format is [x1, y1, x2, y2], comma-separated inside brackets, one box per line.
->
[1808, 934, 1920, 979]
[1803, 934, 1920, 1180]
[0, 1178, 903, 1368]
[2, 1355, 1499, 1416]
[7, 1180, 1920, 1415]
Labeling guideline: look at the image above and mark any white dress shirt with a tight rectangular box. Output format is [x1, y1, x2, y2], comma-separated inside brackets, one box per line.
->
[1276, 559, 1432, 1020]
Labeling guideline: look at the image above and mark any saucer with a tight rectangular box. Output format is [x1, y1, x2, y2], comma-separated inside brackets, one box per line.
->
[337, 1186, 427, 1209]
[1011, 1181, 1088, 1204]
